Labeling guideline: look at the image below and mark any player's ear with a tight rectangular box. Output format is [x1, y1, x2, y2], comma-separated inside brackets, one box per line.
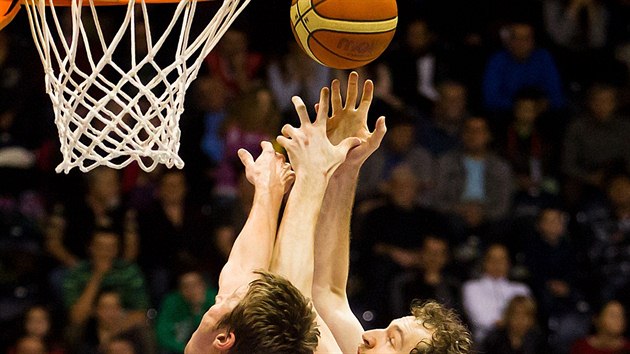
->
[212, 331, 235, 351]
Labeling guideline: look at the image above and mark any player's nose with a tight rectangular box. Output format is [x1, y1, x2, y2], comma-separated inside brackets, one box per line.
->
[361, 330, 377, 348]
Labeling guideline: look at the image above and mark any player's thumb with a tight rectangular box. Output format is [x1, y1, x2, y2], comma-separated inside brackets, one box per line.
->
[237, 148, 254, 167]
[338, 137, 362, 153]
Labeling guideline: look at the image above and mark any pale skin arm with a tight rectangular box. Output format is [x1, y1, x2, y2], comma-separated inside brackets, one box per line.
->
[186, 142, 292, 353]
[312, 72, 388, 354]
[271, 87, 360, 353]
[216, 141, 292, 296]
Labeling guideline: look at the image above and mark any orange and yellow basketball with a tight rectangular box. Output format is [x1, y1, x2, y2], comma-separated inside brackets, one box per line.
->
[0, 0, 20, 31]
[290, 0, 398, 69]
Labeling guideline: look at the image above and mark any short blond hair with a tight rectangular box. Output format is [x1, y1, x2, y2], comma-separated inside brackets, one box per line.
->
[410, 300, 472, 354]
[217, 271, 320, 354]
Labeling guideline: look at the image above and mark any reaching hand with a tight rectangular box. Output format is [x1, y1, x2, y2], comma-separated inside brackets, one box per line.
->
[324, 71, 387, 169]
[277, 87, 361, 179]
[238, 141, 295, 195]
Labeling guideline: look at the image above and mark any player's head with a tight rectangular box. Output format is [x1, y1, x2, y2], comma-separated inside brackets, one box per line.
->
[208, 271, 320, 354]
[359, 300, 471, 354]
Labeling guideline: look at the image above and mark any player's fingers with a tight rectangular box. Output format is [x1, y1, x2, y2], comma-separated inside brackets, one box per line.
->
[275, 152, 286, 164]
[276, 135, 292, 150]
[291, 96, 311, 126]
[344, 71, 359, 109]
[331, 78, 342, 114]
[338, 136, 362, 154]
[314, 87, 330, 126]
[370, 116, 387, 147]
[281, 124, 298, 139]
[237, 148, 254, 167]
[359, 79, 374, 112]
[260, 140, 274, 153]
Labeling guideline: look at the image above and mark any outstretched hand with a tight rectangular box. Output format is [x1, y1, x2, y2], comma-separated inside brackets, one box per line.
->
[322, 71, 387, 169]
[277, 87, 361, 179]
[238, 141, 295, 195]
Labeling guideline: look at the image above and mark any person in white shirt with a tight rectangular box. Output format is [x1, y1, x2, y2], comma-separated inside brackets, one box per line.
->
[462, 243, 531, 343]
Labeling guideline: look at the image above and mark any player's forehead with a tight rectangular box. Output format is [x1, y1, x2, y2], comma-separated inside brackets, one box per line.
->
[388, 316, 433, 348]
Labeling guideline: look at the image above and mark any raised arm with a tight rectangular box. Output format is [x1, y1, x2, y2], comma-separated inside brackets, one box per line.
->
[271, 87, 360, 353]
[215, 141, 293, 297]
[312, 71, 387, 353]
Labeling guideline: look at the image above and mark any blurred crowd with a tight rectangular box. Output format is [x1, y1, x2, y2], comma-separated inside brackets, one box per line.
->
[1, 0, 630, 353]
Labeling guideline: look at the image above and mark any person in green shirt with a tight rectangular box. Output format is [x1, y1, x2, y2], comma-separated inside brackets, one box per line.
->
[156, 268, 217, 354]
[62, 229, 151, 331]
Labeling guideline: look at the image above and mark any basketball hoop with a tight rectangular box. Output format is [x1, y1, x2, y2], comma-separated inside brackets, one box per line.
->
[19, 0, 250, 173]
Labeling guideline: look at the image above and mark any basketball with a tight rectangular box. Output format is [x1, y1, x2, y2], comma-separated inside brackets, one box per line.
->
[0, 0, 21, 31]
[290, 0, 398, 69]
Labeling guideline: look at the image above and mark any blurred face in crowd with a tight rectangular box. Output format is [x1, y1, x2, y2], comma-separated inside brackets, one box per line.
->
[386, 164, 419, 208]
[436, 82, 467, 123]
[159, 171, 187, 205]
[24, 307, 50, 339]
[89, 232, 120, 263]
[88, 168, 121, 204]
[387, 123, 416, 154]
[405, 19, 433, 54]
[420, 236, 449, 273]
[505, 297, 536, 338]
[483, 244, 510, 279]
[179, 271, 207, 308]
[220, 29, 248, 57]
[96, 292, 124, 329]
[507, 24, 535, 61]
[588, 86, 617, 122]
[514, 98, 539, 126]
[359, 316, 434, 354]
[607, 175, 630, 210]
[537, 209, 566, 245]
[461, 117, 491, 154]
[194, 76, 228, 112]
[595, 301, 626, 337]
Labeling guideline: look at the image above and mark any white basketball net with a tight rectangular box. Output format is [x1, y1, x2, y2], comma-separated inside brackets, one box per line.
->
[21, 0, 250, 173]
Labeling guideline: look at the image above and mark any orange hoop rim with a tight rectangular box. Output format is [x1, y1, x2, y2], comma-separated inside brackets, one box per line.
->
[9, 0, 210, 6]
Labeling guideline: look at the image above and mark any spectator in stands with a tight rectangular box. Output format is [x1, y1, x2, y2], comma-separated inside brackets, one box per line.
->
[356, 164, 448, 327]
[462, 243, 532, 343]
[62, 230, 150, 332]
[66, 289, 155, 354]
[155, 268, 217, 354]
[46, 167, 138, 304]
[266, 40, 332, 126]
[386, 17, 450, 115]
[137, 169, 216, 305]
[434, 116, 513, 244]
[524, 207, 591, 352]
[501, 89, 560, 218]
[525, 208, 580, 314]
[356, 111, 433, 205]
[561, 83, 630, 206]
[179, 73, 230, 189]
[204, 28, 263, 97]
[543, 0, 613, 93]
[212, 85, 281, 200]
[482, 295, 549, 354]
[389, 235, 463, 320]
[482, 22, 565, 114]
[582, 172, 630, 306]
[570, 300, 630, 354]
[7, 305, 65, 354]
[417, 80, 470, 157]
